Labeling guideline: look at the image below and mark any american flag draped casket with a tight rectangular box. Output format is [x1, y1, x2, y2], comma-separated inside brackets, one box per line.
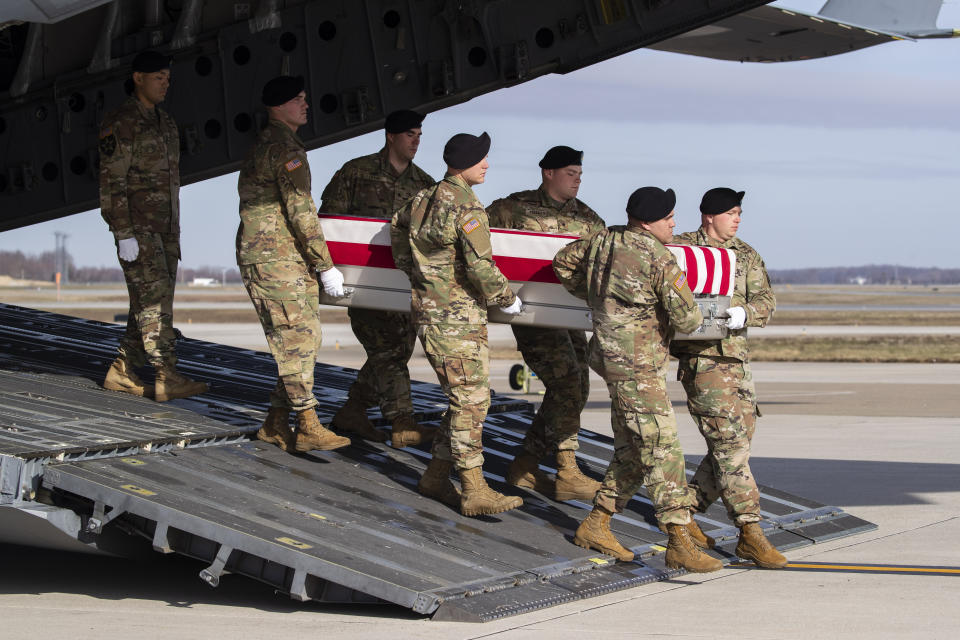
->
[317, 214, 735, 339]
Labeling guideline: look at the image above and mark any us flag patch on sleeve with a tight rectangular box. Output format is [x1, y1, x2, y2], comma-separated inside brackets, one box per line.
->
[672, 272, 687, 293]
[285, 158, 303, 172]
[462, 217, 481, 234]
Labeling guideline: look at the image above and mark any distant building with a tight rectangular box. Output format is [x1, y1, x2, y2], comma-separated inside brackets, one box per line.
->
[190, 277, 218, 287]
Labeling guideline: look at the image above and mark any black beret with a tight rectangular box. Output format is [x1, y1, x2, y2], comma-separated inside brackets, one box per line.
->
[131, 51, 171, 73]
[385, 109, 425, 133]
[262, 75, 305, 107]
[539, 145, 583, 170]
[443, 132, 491, 170]
[626, 187, 676, 223]
[700, 187, 745, 216]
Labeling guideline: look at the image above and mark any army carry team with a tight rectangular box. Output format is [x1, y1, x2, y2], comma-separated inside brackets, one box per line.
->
[98, 56, 786, 572]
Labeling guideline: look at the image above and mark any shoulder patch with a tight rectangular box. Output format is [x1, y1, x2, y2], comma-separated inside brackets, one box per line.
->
[462, 217, 481, 234]
[99, 130, 118, 157]
[285, 158, 303, 172]
[672, 271, 687, 293]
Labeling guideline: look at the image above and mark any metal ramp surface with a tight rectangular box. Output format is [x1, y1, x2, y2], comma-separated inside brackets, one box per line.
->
[0, 304, 876, 621]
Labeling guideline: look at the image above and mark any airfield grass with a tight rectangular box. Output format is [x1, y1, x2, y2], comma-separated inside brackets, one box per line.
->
[748, 335, 960, 363]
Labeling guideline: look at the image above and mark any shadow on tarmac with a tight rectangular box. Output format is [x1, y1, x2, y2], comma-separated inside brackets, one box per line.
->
[0, 542, 422, 619]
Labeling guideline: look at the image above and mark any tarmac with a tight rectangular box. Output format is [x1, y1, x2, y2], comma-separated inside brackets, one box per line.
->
[1, 323, 958, 639]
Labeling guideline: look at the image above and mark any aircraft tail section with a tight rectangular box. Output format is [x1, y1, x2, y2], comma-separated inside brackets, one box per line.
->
[820, 0, 948, 36]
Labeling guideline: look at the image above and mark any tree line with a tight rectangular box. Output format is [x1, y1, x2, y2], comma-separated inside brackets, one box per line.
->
[0, 250, 241, 283]
[2, 249, 958, 286]
[769, 265, 960, 285]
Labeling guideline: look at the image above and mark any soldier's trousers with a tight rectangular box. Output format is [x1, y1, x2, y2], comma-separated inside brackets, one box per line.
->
[419, 323, 489, 471]
[512, 325, 590, 458]
[677, 354, 761, 526]
[346, 307, 416, 420]
[116, 232, 179, 368]
[241, 261, 322, 413]
[595, 380, 695, 526]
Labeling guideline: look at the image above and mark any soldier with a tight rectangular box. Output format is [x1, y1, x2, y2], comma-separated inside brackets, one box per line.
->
[99, 50, 208, 402]
[553, 187, 721, 572]
[319, 110, 436, 448]
[391, 132, 525, 517]
[669, 187, 786, 569]
[486, 146, 604, 502]
[236, 75, 350, 453]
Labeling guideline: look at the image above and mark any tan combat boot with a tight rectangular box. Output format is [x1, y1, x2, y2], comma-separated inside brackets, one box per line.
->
[330, 397, 387, 442]
[154, 366, 209, 402]
[390, 414, 436, 449]
[658, 516, 716, 549]
[736, 522, 788, 569]
[506, 452, 555, 494]
[554, 450, 602, 502]
[294, 409, 351, 452]
[256, 407, 295, 452]
[417, 458, 461, 507]
[573, 505, 635, 562]
[458, 467, 523, 517]
[103, 358, 154, 397]
[665, 522, 723, 573]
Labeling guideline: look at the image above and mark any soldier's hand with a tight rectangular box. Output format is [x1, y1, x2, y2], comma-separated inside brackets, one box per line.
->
[320, 267, 346, 297]
[725, 306, 746, 330]
[500, 297, 524, 316]
[118, 237, 139, 262]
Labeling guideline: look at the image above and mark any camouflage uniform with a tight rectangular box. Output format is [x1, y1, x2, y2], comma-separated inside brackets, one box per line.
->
[553, 226, 703, 525]
[319, 148, 434, 420]
[237, 120, 334, 411]
[391, 174, 517, 470]
[99, 96, 180, 368]
[670, 228, 776, 525]
[487, 188, 605, 457]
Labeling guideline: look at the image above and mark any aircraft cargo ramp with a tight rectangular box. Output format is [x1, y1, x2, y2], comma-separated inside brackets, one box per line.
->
[0, 303, 876, 622]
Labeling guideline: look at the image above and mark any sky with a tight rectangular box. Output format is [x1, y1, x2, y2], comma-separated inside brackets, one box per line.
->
[2, 0, 959, 271]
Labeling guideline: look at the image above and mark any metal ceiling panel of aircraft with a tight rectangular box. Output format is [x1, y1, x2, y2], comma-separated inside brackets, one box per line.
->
[0, 0, 112, 24]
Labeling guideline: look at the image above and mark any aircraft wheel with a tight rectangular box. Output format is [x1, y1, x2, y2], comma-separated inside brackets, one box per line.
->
[508, 363, 526, 391]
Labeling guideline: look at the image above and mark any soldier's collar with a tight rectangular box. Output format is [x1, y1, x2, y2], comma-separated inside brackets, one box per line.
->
[444, 173, 473, 193]
[698, 227, 732, 248]
[267, 119, 305, 146]
[537, 186, 571, 210]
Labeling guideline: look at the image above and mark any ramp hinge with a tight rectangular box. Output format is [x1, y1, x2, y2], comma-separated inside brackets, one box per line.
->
[85, 500, 124, 534]
[199, 544, 234, 587]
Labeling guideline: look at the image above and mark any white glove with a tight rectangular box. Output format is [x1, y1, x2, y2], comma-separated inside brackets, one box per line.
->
[500, 297, 524, 316]
[320, 267, 345, 297]
[118, 237, 139, 262]
[725, 306, 746, 330]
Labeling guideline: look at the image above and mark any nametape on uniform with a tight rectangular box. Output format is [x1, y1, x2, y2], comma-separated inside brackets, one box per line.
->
[672, 271, 687, 293]
[285, 158, 303, 172]
[462, 217, 481, 234]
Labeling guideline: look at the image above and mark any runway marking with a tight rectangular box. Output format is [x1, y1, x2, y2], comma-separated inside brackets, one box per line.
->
[730, 561, 960, 576]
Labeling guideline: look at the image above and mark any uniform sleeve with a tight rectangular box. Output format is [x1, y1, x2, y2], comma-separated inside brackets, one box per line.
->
[390, 199, 414, 276]
[744, 251, 776, 327]
[655, 253, 703, 333]
[485, 198, 512, 229]
[318, 164, 354, 214]
[457, 206, 516, 307]
[552, 238, 590, 300]
[276, 151, 333, 271]
[98, 117, 135, 239]
[581, 205, 606, 235]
